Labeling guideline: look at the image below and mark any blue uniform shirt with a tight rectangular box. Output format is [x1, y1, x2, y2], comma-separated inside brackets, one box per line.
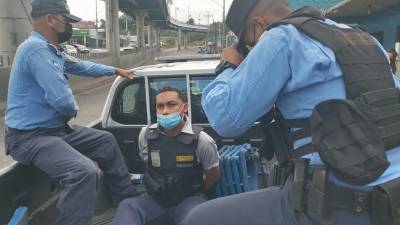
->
[5, 31, 116, 130]
[202, 19, 400, 190]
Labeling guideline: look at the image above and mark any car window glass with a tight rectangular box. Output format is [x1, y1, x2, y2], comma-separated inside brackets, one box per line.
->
[190, 75, 215, 124]
[111, 78, 147, 124]
[149, 76, 187, 123]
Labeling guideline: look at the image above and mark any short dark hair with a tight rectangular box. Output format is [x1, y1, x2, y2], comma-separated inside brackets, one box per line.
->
[157, 87, 187, 102]
[387, 48, 398, 57]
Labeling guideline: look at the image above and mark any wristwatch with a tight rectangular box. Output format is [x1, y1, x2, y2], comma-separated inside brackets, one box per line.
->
[215, 60, 237, 75]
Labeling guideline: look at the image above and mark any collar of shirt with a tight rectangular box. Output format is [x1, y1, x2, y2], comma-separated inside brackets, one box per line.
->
[31, 31, 64, 55]
[31, 31, 48, 42]
[149, 115, 194, 135]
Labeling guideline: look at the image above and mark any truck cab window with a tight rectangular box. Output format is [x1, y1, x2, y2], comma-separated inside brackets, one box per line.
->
[111, 78, 147, 125]
[190, 75, 215, 124]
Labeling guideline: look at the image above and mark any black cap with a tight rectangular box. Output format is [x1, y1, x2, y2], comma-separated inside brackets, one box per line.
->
[226, 0, 259, 42]
[31, 0, 81, 23]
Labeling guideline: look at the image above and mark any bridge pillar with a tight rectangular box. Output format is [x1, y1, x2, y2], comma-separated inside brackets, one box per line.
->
[177, 29, 182, 51]
[184, 32, 188, 49]
[153, 27, 158, 48]
[135, 10, 146, 50]
[156, 28, 161, 48]
[105, 0, 120, 66]
[147, 23, 153, 48]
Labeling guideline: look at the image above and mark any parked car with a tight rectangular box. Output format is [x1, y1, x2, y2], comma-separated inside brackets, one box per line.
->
[63, 44, 78, 54]
[90, 48, 109, 54]
[120, 46, 137, 52]
[72, 44, 90, 54]
[0, 58, 270, 225]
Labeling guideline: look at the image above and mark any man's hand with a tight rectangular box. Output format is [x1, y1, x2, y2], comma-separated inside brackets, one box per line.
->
[221, 45, 244, 66]
[203, 166, 220, 191]
[115, 68, 134, 80]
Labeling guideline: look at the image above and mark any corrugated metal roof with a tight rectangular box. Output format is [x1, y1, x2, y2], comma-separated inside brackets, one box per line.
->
[289, 0, 343, 9]
[326, 0, 400, 18]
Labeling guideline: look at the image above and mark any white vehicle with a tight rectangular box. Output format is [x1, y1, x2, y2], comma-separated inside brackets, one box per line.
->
[90, 48, 109, 54]
[1, 58, 268, 224]
[63, 44, 78, 54]
[120, 46, 137, 52]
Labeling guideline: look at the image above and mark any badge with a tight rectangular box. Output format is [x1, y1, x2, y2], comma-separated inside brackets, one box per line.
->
[176, 155, 194, 162]
[52, 60, 63, 72]
[150, 150, 161, 167]
[176, 155, 194, 168]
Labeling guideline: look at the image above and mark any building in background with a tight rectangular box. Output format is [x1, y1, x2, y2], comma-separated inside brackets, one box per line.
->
[326, 0, 400, 51]
[288, 0, 399, 51]
[71, 21, 106, 48]
[288, 0, 342, 9]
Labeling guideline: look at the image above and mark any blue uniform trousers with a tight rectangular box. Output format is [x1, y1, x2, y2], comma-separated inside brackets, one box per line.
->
[5, 125, 133, 225]
[182, 178, 372, 225]
[112, 194, 208, 225]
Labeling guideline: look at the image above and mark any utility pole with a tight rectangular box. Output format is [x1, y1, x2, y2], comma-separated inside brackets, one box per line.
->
[175, 7, 179, 19]
[125, 16, 128, 34]
[125, 15, 129, 46]
[213, 18, 216, 44]
[198, 14, 201, 25]
[218, 21, 221, 49]
[187, 4, 190, 21]
[222, 0, 225, 48]
[95, 0, 98, 48]
[205, 11, 212, 25]
[209, 0, 226, 48]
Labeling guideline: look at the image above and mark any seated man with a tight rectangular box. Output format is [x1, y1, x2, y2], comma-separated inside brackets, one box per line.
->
[112, 87, 220, 225]
[387, 48, 398, 74]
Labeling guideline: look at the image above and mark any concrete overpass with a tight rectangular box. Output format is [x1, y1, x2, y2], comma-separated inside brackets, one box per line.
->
[0, 0, 207, 103]
[107, 0, 208, 66]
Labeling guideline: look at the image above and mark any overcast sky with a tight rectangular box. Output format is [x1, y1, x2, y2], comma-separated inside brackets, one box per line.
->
[68, 0, 233, 25]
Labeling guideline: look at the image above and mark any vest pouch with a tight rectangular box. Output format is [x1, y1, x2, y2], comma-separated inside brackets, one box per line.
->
[144, 171, 162, 196]
[370, 177, 400, 225]
[310, 99, 389, 185]
[164, 175, 185, 206]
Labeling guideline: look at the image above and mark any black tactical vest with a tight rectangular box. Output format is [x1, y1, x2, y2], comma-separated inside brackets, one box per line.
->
[144, 125, 204, 206]
[266, 7, 400, 185]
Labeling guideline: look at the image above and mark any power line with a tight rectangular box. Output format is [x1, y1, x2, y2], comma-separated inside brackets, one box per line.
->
[209, 0, 223, 7]
[204, 11, 213, 25]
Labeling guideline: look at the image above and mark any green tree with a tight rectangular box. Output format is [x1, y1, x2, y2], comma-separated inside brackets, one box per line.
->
[119, 14, 136, 35]
[187, 18, 195, 25]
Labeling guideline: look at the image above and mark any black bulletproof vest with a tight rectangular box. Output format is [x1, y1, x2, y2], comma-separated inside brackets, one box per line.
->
[266, 7, 400, 185]
[144, 125, 203, 206]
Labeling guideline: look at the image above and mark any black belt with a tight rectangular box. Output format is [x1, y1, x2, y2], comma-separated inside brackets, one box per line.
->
[5, 126, 37, 133]
[5, 125, 73, 134]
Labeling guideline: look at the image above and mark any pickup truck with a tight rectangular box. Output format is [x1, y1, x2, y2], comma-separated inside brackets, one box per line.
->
[0, 59, 270, 225]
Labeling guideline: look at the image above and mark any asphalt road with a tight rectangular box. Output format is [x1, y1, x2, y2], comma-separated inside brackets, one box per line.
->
[0, 47, 199, 169]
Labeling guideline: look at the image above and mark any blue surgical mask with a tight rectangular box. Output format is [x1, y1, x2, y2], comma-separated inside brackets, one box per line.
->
[157, 104, 186, 130]
[157, 112, 182, 129]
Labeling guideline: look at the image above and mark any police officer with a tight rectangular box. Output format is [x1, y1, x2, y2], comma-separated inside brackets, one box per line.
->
[183, 0, 400, 225]
[5, 0, 140, 225]
[387, 48, 398, 74]
[112, 87, 219, 225]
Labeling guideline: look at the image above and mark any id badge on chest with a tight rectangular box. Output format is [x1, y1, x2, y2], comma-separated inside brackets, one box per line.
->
[150, 150, 161, 167]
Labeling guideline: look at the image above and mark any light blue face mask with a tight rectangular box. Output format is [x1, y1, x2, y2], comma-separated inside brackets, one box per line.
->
[157, 106, 184, 129]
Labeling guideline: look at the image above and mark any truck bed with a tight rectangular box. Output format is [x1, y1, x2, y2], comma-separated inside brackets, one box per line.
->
[93, 208, 115, 225]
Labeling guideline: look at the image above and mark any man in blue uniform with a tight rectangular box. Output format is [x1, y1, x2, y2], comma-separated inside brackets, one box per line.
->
[183, 0, 400, 225]
[4, 0, 139, 225]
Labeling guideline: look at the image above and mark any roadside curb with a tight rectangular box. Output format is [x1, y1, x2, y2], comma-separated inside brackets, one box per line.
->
[0, 102, 6, 116]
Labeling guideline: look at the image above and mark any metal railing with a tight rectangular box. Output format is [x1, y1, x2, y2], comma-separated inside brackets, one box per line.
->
[69, 52, 111, 60]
